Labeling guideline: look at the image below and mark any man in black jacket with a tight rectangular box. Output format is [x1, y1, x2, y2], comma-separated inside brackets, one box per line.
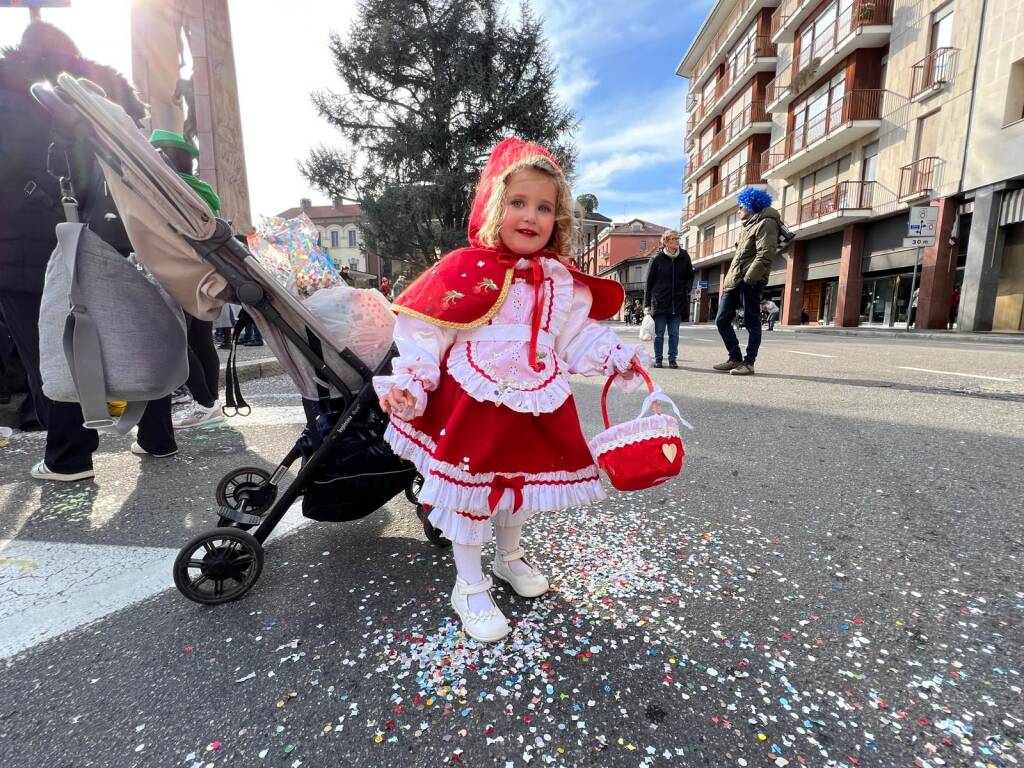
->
[0, 21, 168, 481]
[643, 230, 694, 369]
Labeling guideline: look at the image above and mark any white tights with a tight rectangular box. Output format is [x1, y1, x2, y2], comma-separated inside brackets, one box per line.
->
[452, 523, 532, 612]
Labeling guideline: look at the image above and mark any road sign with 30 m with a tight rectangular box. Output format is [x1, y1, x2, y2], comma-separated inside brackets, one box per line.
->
[903, 236, 936, 247]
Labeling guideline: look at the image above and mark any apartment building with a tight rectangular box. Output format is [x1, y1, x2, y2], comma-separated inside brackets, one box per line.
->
[678, 0, 1024, 331]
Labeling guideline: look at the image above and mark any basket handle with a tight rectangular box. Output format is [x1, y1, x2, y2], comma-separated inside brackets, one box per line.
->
[601, 365, 656, 429]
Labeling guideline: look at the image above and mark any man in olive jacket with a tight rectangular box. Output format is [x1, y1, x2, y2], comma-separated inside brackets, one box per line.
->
[643, 230, 693, 368]
[714, 187, 780, 376]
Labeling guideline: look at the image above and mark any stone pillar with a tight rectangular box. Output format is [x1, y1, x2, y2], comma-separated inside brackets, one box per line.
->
[782, 240, 806, 325]
[959, 186, 1005, 331]
[130, 0, 186, 134]
[916, 197, 959, 329]
[835, 223, 865, 327]
[186, 0, 252, 234]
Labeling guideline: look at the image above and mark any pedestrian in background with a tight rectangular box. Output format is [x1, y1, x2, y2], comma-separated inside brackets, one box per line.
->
[643, 229, 693, 369]
[949, 286, 960, 329]
[761, 296, 780, 331]
[379, 276, 391, 298]
[392, 275, 405, 298]
[714, 187, 780, 376]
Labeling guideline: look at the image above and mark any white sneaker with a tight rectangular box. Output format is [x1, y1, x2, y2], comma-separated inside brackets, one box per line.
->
[130, 441, 178, 458]
[170, 386, 192, 405]
[451, 576, 510, 643]
[30, 460, 94, 482]
[172, 402, 225, 430]
[492, 547, 550, 598]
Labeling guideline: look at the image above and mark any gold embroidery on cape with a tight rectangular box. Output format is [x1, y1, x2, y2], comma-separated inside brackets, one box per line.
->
[393, 268, 515, 329]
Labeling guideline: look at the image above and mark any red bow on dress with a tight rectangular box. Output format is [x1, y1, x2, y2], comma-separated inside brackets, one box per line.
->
[488, 475, 526, 513]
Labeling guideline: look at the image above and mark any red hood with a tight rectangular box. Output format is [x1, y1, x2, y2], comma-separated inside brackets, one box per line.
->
[467, 137, 563, 248]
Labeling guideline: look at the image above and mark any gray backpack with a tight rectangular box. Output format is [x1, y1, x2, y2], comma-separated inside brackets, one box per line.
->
[39, 222, 188, 434]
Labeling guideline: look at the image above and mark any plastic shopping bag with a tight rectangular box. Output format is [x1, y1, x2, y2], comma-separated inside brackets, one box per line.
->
[639, 313, 655, 342]
[248, 213, 341, 298]
[303, 285, 396, 370]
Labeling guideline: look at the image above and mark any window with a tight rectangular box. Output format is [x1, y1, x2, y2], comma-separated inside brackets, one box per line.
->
[861, 141, 879, 182]
[930, 4, 954, 52]
[915, 110, 940, 161]
[640, 240, 648, 251]
[729, 23, 758, 74]
[348, 229, 357, 247]
[330, 230, 339, 248]
[1006, 58, 1024, 125]
[720, 146, 747, 193]
[696, 171, 714, 198]
[349, 258, 359, 270]
[791, 71, 846, 152]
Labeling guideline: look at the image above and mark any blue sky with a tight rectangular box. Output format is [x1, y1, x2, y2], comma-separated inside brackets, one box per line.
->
[529, 0, 707, 228]
[0, 0, 707, 228]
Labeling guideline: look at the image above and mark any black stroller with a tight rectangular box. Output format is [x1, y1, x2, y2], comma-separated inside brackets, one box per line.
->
[33, 75, 447, 607]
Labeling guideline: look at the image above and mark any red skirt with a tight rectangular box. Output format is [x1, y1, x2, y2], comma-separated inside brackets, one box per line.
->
[384, 369, 605, 545]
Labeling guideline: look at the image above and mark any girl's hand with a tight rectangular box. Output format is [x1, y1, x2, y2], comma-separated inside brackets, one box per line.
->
[629, 354, 644, 371]
[379, 388, 415, 415]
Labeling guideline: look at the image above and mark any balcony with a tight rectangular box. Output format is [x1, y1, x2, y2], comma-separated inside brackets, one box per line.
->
[898, 157, 941, 201]
[791, 0, 892, 86]
[761, 90, 883, 179]
[766, 68, 793, 112]
[688, 35, 778, 137]
[685, 163, 767, 228]
[688, 102, 772, 180]
[771, 0, 814, 43]
[785, 181, 875, 236]
[695, 228, 741, 264]
[689, 0, 782, 93]
[911, 48, 959, 99]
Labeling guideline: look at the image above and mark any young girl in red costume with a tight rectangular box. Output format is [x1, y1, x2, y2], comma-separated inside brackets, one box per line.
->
[374, 137, 645, 642]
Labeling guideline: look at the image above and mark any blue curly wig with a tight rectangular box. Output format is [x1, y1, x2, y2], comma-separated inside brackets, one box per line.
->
[737, 186, 773, 212]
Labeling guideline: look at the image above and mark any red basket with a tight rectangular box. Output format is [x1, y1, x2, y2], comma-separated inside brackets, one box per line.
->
[588, 367, 687, 491]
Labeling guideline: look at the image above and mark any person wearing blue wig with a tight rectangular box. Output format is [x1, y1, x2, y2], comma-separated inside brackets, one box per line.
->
[713, 186, 781, 375]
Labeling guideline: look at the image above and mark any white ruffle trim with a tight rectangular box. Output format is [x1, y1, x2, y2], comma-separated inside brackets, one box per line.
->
[373, 372, 430, 420]
[385, 419, 605, 545]
[446, 342, 572, 415]
[589, 414, 681, 458]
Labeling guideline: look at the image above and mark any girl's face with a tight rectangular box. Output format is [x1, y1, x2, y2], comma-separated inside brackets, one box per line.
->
[499, 168, 558, 256]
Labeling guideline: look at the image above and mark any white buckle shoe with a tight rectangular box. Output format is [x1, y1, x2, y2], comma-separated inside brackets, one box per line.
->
[492, 547, 549, 598]
[451, 576, 510, 643]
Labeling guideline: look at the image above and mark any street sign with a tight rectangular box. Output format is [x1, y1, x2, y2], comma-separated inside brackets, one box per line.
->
[907, 206, 938, 238]
[910, 205, 939, 223]
[903, 236, 936, 247]
[698, 280, 709, 289]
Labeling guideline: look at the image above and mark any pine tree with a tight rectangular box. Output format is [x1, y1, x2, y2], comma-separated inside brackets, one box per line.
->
[301, 0, 577, 270]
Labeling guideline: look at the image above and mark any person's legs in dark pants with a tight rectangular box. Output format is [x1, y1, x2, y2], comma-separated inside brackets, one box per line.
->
[185, 317, 219, 408]
[653, 313, 668, 365]
[44, 401, 100, 473]
[135, 395, 177, 456]
[715, 288, 743, 363]
[740, 283, 763, 366]
[666, 313, 681, 366]
[0, 290, 98, 473]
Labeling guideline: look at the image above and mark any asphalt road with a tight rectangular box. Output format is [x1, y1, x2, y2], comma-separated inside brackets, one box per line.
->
[1, 326, 1022, 768]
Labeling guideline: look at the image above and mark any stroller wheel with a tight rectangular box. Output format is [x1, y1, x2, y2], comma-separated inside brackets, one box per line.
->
[416, 503, 451, 548]
[405, 473, 424, 504]
[216, 466, 277, 529]
[173, 528, 264, 605]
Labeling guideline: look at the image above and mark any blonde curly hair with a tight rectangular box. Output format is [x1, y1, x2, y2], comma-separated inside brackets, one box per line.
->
[475, 155, 578, 261]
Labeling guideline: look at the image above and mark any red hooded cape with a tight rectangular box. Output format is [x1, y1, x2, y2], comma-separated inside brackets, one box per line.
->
[393, 137, 623, 329]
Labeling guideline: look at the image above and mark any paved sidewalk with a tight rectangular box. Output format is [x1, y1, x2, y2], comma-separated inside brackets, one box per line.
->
[779, 325, 1024, 344]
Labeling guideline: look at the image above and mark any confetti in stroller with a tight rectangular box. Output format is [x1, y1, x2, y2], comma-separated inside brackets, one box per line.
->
[32, 75, 448, 606]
